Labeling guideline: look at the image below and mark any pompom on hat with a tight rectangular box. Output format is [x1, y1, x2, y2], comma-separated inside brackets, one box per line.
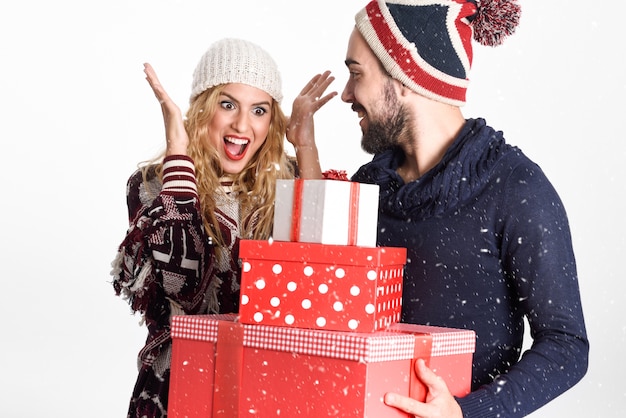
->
[190, 38, 283, 103]
[355, 0, 521, 106]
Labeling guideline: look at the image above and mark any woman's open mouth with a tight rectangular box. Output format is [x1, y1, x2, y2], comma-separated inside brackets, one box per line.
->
[224, 136, 250, 160]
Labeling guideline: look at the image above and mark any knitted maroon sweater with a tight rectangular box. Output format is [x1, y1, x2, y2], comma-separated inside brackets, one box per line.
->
[112, 155, 241, 374]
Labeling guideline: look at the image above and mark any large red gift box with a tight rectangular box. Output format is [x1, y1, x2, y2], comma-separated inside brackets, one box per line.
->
[168, 314, 476, 417]
[238, 239, 406, 332]
[272, 179, 380, 247]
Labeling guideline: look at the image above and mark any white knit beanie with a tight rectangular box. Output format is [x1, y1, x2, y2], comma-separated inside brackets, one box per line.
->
[190, 38, 283, 103]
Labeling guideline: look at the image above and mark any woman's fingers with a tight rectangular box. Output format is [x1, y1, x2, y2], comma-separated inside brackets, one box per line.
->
[142, 62, 189, 155]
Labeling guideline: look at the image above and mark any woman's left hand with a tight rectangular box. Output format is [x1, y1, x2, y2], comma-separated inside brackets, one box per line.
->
[287, 71, 336, 149]
[287, 71, 337, 178]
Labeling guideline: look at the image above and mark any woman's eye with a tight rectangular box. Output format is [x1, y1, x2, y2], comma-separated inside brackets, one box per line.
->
[220, 101, 235, 110]
[253, 107, 268, 116]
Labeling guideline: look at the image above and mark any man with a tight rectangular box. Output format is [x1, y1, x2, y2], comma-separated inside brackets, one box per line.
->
[339, 1, 589, 417]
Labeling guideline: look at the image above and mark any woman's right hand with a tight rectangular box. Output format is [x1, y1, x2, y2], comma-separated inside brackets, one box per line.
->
[144, 63, 189, 156]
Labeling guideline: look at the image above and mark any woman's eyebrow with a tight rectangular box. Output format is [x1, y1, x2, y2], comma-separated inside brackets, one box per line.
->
[221, 92, 271, 107]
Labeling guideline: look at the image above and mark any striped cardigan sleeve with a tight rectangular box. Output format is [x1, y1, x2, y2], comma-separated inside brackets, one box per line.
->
[111, 155, 214, 316]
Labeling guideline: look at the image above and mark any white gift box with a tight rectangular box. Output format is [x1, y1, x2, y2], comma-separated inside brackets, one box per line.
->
[272, 179, 379, 247]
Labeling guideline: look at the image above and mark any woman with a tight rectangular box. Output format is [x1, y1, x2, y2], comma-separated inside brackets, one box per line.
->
[111, 38, 335, 417]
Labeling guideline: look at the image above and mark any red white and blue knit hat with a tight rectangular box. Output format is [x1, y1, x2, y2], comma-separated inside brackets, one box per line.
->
[355, 0, 521, 106]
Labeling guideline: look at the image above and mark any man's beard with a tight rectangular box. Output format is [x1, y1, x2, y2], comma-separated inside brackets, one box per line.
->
[361, 80, 410, 155]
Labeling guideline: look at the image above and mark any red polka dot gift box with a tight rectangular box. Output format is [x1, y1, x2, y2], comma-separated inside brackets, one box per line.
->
[238, 239, 406, 332]
[168, 314, 476, 417]
[272, 179, 380, 247]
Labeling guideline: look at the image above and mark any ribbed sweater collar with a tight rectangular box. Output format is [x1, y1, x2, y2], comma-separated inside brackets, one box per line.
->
[352, 118, 513, 219]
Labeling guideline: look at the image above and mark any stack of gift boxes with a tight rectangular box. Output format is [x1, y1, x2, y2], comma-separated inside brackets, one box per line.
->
[168, 179, 476, 417]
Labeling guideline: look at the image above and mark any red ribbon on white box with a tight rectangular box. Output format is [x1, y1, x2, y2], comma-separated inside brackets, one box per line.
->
[348, 181, 360, 245]
[290, 179, 304, 242]
[290, 179, 361, 245]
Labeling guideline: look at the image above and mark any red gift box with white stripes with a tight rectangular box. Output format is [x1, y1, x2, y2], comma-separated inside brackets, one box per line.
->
[238, 239, 406, 332]
[167, 314, 475, 417]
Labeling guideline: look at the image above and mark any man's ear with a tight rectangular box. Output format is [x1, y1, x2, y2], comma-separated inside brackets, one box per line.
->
[399, 82, 412, 97]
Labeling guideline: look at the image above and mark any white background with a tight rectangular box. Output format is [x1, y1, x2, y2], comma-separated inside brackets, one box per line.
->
[1, 1, 624, 416]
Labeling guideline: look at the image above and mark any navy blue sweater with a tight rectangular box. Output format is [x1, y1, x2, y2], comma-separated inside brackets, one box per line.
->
[352, 118, 588, 417]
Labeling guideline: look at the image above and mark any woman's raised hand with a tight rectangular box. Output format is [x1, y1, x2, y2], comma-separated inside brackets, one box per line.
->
[287, 71, 337, 179]
[144, 63, 189, 156]
[287, 71, 336, 149]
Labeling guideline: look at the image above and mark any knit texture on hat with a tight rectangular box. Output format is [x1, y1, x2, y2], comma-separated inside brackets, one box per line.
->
[355, 0, 521, 106]
[190, 38, 283, 103]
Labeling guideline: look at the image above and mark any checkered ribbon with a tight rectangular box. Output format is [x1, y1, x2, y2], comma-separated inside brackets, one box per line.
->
[171, 315, 416, 363]
[388, 322, 476, 356]
[170, 314, 236, 341]
[244, 326, 415, 362]
[431, 330, 476, 356]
